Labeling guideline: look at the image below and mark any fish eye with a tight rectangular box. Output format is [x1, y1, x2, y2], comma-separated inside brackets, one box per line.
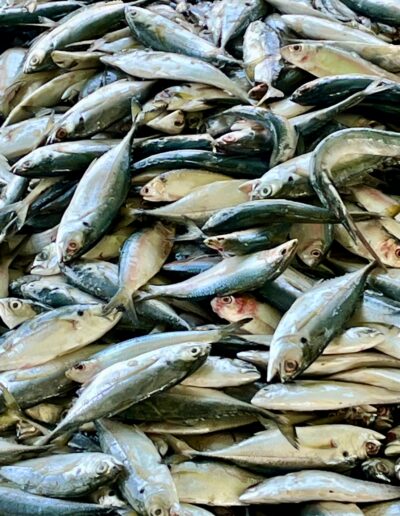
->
[22, 160, 32, 169]
[77, 310, 84, 316]
[342, 450, 349, 457]
[142, 187, 150, 194]
[280, 248, 287, 256]
[174, 120, 183, 126]
[151, 509, 163, 516]
[67, 241, 78, 251]
[288, 176, 294, 182]
[11, 300, 21, 310]
[56, 127, 68, 140]
[30, 55, 40, 66]
[311, 249, 321, 258]
[190, 346, 200, 355]
[300, 337, 308, 344]
[292, 44, 302, 52]
[395, 248, 400, 258]
[96, 463, 109, 475]
[284, 360, 298, 373]
[221, 296, 233, 304]
[74, 363, 85, 370]
[261, 187, 271, 197]
[366, 441, 380, 455]
[377, 462, 388, 473]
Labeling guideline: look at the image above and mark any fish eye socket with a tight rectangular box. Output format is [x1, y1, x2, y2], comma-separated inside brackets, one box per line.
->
[366, 441, 380, 455]
[11, 301, 21, 310]
[221, 296, 233, 304]
[311, 249, 321, 258]
[284, 359, 298, 373]
[174, 120, 183, 126]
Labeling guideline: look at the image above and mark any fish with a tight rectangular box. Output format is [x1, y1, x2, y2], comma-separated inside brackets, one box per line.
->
[0, 452, 123, 498]
[240, 470, 400, 504]
[96, 419, 180, 516]
[101, 50, 250, 103]
[267, 264, 374, 382]
[37, 342, 210, 444]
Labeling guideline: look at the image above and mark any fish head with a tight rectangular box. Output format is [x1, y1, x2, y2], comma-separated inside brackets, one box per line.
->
[24, 48, 47, 73]
[267, 336, 304, 382]
[298, 239, 325, 268]
[31, 243, 60, 276]
[0, 298, 33, 329]
[91, 485, 126, 508]
[385, 426, 400, 456]
[215, 130, 244, 150]
[251, 176, 285, 200]
[145, 493, 180, 516]
[12, 151, 44, 176]
[177, 342, 211, 363]
[211, 294, 257, 322]
[281, 44, 316, 67]
[56, 227, 86, 263]
[91, 455, 124, 480]
[377, 236, 400, 268]
[266, 239, 298, 274]
[203, 235, 231, 253]
[140, 176, 168, 202]
[65, 359, 98, 384]
[363, 458, 394, 483]
[239, 179, 259, 197]
[47, 118, 75, 144]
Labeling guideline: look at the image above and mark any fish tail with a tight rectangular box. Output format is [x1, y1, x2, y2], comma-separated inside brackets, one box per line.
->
[0, 382, 50, 436]
[257, 85, 285, 106]
[164, 434, 199, 458]
[343, 214, 387, 271]
[103, 290, 140, 326]
[219, 318, 253, 337]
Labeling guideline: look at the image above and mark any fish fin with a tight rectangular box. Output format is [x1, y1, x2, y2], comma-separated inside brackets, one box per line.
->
[163, 434, 198, 457]
[317, 170, 387, 270]
[258, 413, 299, 450]
[343, 214, 387, 271]
[218, 319, 253, 336]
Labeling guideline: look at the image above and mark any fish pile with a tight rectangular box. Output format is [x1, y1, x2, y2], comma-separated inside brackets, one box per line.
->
[3, 0, 400, 514]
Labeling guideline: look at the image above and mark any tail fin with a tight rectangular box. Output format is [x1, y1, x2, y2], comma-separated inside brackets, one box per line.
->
[103, 289, 139, 326]
[163, 434, 200, 458]
[256, 85, 285, 106]
[0, 383, 50, 436]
